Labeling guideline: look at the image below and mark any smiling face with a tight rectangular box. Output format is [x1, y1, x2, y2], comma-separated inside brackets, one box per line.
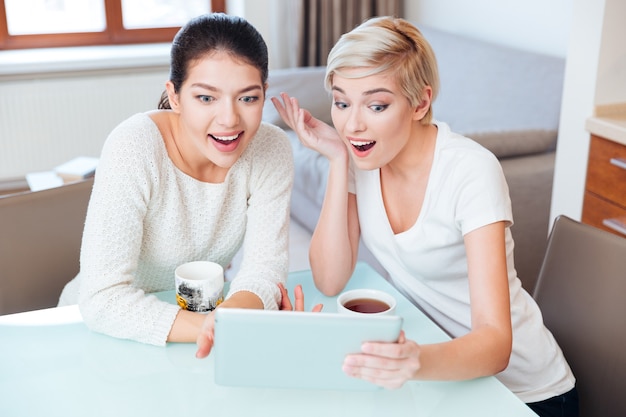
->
[330, 69, 428, 171]
[166, 51, 265, 172]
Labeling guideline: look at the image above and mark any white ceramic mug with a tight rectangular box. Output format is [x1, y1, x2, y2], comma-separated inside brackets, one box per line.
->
[175, 261, 224, 313]
[336, 288, 396, 316]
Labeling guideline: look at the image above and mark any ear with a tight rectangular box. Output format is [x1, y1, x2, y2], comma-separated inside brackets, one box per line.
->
[412, 86, 433, 121]
[165, 81, 180, 111]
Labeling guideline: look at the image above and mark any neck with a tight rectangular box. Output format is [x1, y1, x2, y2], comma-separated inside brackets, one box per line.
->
[385, 123, 437, 179]
[165, 112, 227, 183]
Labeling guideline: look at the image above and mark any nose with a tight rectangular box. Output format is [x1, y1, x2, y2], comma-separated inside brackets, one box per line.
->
[345, 107, 365, 133]
[217, 99, 239, 127]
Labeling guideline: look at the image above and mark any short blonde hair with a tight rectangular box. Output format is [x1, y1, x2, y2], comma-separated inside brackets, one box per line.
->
[325, 16, 439, 124]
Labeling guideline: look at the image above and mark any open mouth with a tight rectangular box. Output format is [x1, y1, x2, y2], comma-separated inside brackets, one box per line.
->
[349, 139, 376, 152]
[210, 133, 241, 144]
[209, 132, 243, 152]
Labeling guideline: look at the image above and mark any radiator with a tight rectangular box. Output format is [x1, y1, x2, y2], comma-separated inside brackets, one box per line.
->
[0, 69, 169, 179]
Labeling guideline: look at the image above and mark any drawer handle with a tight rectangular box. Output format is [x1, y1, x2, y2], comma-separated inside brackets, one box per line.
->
[602, 218, 626, 236]
[610, 157, 626, 170]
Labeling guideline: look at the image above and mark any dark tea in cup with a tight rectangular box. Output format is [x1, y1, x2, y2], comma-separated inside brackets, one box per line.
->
[337, 289, 396, 316]
[343, 298, 390, 313]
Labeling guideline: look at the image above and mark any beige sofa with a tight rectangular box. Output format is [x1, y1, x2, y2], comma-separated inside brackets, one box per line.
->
[263, 25, 565, 293]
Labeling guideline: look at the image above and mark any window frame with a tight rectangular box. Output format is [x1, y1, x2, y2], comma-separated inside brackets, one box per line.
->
[0, 0, 225, 50]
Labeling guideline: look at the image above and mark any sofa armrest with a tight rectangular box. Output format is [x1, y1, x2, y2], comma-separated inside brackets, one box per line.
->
[502, 152, 555, 292]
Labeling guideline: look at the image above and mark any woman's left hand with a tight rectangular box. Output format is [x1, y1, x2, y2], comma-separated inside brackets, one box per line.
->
[342, 331, 422, 389]
[279, 283, 323, 312]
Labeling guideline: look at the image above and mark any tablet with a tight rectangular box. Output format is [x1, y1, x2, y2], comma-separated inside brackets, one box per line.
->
[213, 308, 403, 391]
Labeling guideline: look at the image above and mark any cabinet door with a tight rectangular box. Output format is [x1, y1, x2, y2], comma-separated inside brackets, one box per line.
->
[583, 135, 626, 238]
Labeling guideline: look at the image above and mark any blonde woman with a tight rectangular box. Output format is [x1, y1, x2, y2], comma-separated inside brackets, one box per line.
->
[273, 16, 578, 417]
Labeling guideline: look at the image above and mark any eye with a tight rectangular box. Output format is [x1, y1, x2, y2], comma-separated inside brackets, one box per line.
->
[240, 96, 260, 103]
[369, 104, 388, 113]
[333, 101, 348, 109]
[197, 95, 215, 103]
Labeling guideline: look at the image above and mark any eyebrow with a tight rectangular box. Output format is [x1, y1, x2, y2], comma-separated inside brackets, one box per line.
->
[332, 86, 395, 96]
[190, 83, 263, 94]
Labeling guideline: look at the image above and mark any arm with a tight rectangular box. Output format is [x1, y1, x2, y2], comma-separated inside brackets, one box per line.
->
[343, 222, 512, 387]
[309, 171, 361, 296]
[78, 117, 181, 346]
[272, 94, 360, 295]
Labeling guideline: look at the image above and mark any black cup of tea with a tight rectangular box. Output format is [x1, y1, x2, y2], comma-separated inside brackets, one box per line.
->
[337, 289, 396, 315]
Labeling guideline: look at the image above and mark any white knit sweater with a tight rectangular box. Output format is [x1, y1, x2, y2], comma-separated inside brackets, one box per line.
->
[59, 113, 294, 346]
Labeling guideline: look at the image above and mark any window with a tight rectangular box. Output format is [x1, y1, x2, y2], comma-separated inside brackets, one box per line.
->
[0, 0, 225, 50]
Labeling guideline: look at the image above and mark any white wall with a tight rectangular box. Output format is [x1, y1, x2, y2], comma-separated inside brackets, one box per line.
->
[404, 0, 572, 58]
[227, 0, 294, 69]
[550, 0, 625, 222]
[594, 0, 626, 106]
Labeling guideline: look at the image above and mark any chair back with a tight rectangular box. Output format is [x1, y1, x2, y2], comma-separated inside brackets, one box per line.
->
[533, 215, 626, 417]
[0, 179, 93, 315]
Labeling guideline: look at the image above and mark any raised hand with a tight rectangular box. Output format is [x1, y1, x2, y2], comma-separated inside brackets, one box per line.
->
[271, 93, 346, 161]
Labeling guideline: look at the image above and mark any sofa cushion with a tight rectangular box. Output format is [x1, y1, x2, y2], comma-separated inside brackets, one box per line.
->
[469, 129, 557, 159]
[264, 66, 332, 128]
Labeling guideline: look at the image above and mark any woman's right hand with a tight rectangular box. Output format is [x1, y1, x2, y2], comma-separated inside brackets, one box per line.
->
[271, 93, 346, 161]
[195, 311, 216, 359]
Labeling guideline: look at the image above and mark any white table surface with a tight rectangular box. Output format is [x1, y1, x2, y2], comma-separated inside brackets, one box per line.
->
[0, 262, 536, 417]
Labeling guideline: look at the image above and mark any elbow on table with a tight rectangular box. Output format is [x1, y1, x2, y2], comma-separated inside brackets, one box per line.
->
[78, 299, 103, 331]
[314, 279, 346, 297]
[493, 352, 511, 375]
[490, 338, 513, 376]
[310, 263, 354, 297]
[77, 293, 115, 336]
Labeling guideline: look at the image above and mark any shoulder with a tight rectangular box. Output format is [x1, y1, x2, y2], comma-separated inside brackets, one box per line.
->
[98, 113, 167, 179]
[108, 113, 158, 139]
[433, 122, 509, 198]
[251, 122, 291, 149]
[435, 122, 502, 171]
[101, 113, 163, 157]
[243, 122, 294, 166]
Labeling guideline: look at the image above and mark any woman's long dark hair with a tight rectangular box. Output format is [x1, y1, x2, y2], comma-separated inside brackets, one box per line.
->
[158, 13, 268, 109]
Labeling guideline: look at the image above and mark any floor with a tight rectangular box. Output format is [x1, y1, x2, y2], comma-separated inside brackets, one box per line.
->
[224, 218, 312, 280]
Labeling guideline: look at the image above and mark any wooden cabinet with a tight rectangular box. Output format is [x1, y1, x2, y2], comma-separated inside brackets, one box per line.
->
[582, 134, 626, 237]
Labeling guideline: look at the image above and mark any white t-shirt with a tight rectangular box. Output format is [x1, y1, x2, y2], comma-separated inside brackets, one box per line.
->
[349, 122, 574, 403]
[59, 113, 294, 346]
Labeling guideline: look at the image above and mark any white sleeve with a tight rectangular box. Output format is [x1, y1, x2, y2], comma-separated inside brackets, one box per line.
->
[78, 116, 179, 346]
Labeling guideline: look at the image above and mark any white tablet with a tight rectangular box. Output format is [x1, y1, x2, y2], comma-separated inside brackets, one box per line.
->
[213, 308, 403, 391]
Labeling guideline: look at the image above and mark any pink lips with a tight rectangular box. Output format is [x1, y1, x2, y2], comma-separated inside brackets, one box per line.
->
[348, 138, 376, 157]
[210, 132, 242, 152]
